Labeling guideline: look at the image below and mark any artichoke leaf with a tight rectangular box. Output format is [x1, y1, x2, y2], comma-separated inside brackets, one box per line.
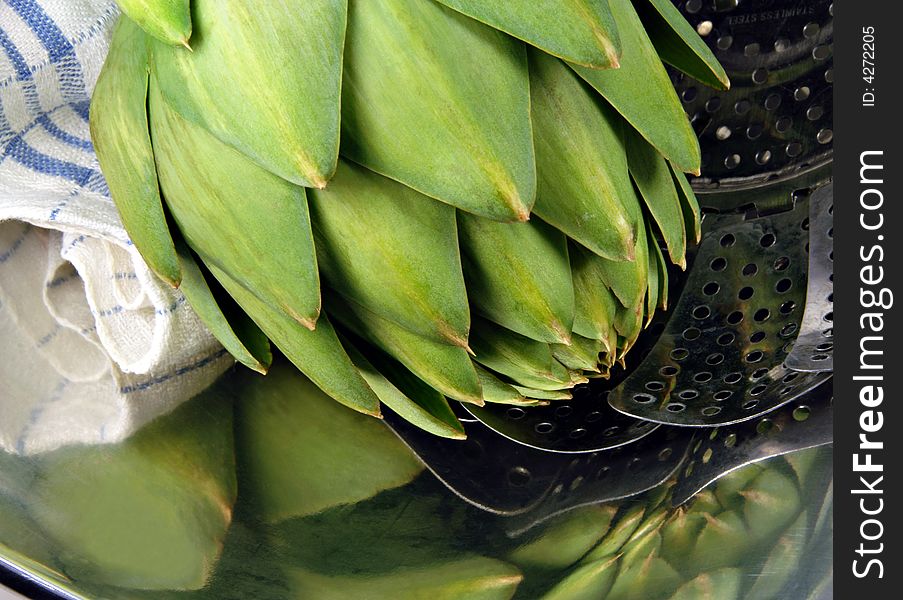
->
[90, 17, 180, 286]
[572, 0, 701, 174]
[627, 129, 687, 269]
[149, 75, 321, 328]
[343, 337, 467, 440]
[473, 364, 530, 405]
[117, 0, 191, 47]
[435, 0, 621, 69]
[634, 0, 730, 90]
[152, 0, 345, 187]
[529, 49, 637, 261]
[342, 0, 535, 221]
[569, 241, 620, 352]
[174, 237, 271, 374]
[284, 557, 523, 600]
[459, 212, 575, 345]
[669, 160, 703, 244]
[206, 263, 381, 417]
[310, 160, 470, 347]
[327, 293, 484, 406]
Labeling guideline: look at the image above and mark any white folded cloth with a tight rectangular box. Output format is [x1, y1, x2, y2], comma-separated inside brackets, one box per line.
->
[0, 0, 231, 455]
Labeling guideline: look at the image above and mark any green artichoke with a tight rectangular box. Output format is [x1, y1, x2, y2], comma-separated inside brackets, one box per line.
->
[90, 0, 729, 436]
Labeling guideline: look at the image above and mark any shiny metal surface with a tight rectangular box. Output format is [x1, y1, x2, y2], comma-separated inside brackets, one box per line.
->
[676, 0, 834, 191]
[672, 378, 833, 506]
[609, 192, 830, 426]
[385, 406, 691, 528]
[0, 364, 834, 599]
[785, 183, 834, 371]
[461, 390, 661, 454]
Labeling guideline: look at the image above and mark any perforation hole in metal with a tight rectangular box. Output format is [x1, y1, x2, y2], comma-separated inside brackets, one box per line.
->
[673, 0, 833, 189]
[462, 385, 660, 453]
[382, 405, 692, 526]
[608, 197, 829, 426]
[502, 427, 693, 533]
[670, 380, 833, 506]
[786, 183, 834, 371]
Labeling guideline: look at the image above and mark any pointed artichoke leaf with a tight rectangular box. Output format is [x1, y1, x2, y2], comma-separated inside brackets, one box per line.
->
[627, 129, 687, 269]
[569, 241, 619, 350]
[552, 360, 589, 385]
[584, 504, 647, 563]
[117, 0, 191, 46]
[469, 317, 577, 391]
[683, 510, 750, 574]
[540, 554, 620, 600]
[669, 160, 703, 243]
[635, 0, 730, 90]
[459, 213, 574, 344]
[342, 0, 535, 221]
[310, 160, 470, 347]
[668, 568, 742, 600]
[90, 17, 180, 286]
[151, 0, 344, 187]
[571, 0, 701, 174]
[614, 304, 643, 359]
[743, 468, 802, 546]
[529, 49, 637, 261]
[505, 374, 577, 392]
[470, 316, 557, 376]
[342, 336, 466, 440]
[644, 226, 660, 327]
[473, 364, 529, 405]
[649, 223, 670, 310]
[605, 557, 682, 600]
[475, 361, 575, 392]
[434, 0, 620, 69]
[613, 220, 649, 356]
[149, 76, 321, 328]
[284, 558, 523, 600]
[552, 335, 603, 372]
[206, 263, 380, 417]
[234, 360, 423, 523]
[572, 213, 647, 315]
[620, 524, 665, 566]
[512, 386, 573, 401]
[327, 293, 484, 406]
[174, 238, 271, 374]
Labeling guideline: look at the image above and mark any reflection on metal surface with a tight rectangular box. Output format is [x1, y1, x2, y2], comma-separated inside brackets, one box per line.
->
[385, 407, 690, 526]
[786, 183, 834, 371]
[0, 381, 237, 595]
[0, 363, 834, 599]
[672, 379, 833, 506]
[461, 389, 661, 454]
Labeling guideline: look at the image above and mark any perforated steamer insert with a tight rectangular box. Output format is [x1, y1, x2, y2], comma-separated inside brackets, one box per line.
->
[384, 0, 834, 523]
[678, 0, 833, 189]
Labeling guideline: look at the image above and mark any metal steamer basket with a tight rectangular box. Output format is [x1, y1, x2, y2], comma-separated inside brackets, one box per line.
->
[384, 0, 834, 530]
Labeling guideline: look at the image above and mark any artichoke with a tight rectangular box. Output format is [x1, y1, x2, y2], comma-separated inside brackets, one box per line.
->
[90, 0, 729, 436]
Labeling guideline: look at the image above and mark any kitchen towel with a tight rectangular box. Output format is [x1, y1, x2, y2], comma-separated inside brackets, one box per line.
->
[0, 0, 231, 455]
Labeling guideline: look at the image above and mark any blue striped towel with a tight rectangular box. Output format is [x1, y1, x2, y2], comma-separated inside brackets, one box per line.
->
[0, 0, 230, 455]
